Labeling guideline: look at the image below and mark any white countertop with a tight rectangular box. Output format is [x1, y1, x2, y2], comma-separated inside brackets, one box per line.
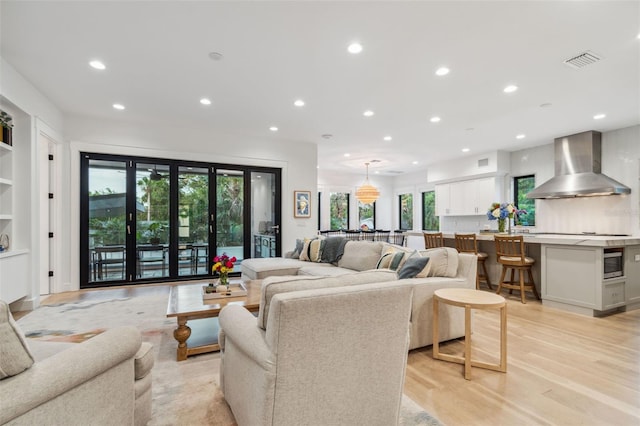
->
[411, 232, 640, 247]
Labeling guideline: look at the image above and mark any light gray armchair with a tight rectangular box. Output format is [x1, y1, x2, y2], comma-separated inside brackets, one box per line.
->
[0, 299, 153, 426]
[218, 281, 414, 426]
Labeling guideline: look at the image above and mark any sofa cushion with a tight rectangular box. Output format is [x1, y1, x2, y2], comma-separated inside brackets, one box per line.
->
[0, 301, 35, 380]
[241, 257, 326, 280]
[258, 269, 398, 329]
[337, 241, 384, 271]
[397, 256, 430, 279]
[419, 247, 459, 278]
[134, 342, 154, 380]
[298, 266, 355, 277]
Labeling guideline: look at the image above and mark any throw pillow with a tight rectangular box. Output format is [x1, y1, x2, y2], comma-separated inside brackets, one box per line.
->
[299, 238, 314, 261]
[308, 239, 325, 262]
[376, 247, 416, 271]
[419, 247, 459, 277]
[397, 256, 430, 279]
[0, 300, 35, 380]
[291, 239, 304, 259]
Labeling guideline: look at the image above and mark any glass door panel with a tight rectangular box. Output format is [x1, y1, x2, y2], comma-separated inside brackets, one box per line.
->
[87, 159, 127, 284]
[251, 171, 278, 258]
[178, 166, 209, 276]
[216, 169, 244, 270]
[136, 163, 170, 279]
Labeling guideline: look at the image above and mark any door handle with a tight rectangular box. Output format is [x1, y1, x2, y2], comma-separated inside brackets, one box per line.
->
[271, 225, 280, 234]
[127, 225, 131, 235]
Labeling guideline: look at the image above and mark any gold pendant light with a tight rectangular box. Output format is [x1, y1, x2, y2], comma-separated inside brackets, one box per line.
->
[355, 162, 380, 204]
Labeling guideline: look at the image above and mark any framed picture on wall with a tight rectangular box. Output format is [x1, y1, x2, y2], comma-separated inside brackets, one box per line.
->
[294, 190, 311, 218]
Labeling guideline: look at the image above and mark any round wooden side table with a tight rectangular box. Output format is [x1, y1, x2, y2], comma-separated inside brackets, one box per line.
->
[433, 288, 507, 380]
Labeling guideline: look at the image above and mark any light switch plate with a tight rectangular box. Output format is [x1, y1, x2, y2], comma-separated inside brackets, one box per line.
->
[635, 254, 640, 262]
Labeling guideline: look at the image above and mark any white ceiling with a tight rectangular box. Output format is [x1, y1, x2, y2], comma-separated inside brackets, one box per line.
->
[1, 1, 639, 175]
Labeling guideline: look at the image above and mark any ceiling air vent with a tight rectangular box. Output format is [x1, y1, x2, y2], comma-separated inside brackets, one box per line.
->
[477, 158, 489, 167]
[387, 170, 403, 174]
[563, 51, 602, 69]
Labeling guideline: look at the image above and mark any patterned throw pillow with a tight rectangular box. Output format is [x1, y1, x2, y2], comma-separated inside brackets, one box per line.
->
[398, 256, 430, 279]
[308, 239, 325, 262]
[376, 247, 417, 271]
[299, 238, 314, 261]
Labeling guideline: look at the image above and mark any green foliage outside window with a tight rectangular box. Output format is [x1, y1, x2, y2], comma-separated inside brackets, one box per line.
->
[399, 193, 413, 230]
[358, 202, 375, 230]
[422, 191, 439, 231]
[514, 175, 536, 226]
[330, 192, 349, 230]
[216, 174, 244, 247]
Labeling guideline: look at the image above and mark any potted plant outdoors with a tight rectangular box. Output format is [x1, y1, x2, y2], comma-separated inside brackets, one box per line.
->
[0, 110, 13, 146]
[145, 222, 166, 245]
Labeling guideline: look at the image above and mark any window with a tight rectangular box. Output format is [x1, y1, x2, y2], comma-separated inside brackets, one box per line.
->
[329, 192, 349, 230]
[358, 201, 375, 230]
[399, 193, 413, 230]
[513, 175, 536, 226]
[422, 191, 439, 231]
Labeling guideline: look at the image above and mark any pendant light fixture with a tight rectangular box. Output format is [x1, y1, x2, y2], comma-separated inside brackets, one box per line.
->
[355, 162, 380, 204]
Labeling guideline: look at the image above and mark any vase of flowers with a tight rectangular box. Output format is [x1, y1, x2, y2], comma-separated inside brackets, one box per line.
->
[212, 252, 237, 287]
[487, 202, 527, 233]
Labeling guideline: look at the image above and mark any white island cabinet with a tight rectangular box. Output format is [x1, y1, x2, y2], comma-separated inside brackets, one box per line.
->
[541, 244, 640, 316]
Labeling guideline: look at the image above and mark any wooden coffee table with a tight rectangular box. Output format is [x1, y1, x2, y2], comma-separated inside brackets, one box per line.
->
[166, 280, 261, 361]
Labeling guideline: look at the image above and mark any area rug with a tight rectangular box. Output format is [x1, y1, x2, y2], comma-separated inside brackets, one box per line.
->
[17, 293, 442, 426]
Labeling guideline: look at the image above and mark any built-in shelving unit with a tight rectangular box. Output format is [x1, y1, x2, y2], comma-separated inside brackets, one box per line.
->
[0, 97, 31, 304]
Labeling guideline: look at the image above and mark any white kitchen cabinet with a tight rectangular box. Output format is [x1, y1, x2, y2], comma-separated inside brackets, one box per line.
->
[435, 177, 496, 216]
[0, 250, 29, 303]
[625, 245, 640, 307]
[541, 245, 627, 315]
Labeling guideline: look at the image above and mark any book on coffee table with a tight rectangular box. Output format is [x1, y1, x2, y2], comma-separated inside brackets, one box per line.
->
[202, 282, 247, 300]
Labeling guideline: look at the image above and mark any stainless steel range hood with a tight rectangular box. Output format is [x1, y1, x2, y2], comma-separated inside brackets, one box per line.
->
[526, 131, 631, 199]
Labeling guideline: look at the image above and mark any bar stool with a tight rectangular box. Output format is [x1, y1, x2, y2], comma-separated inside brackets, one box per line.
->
[454, 233, 492, 290]
[494, 235, 540, 304]
[423, 232, 444, 249]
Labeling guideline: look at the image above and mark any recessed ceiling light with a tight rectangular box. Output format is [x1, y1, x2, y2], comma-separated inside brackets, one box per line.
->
[435, 67, 450, 76]
[374, 170, 380, 174]
[383, 136, 392, 141]
[430, 116, 441, 123]
[637, 33, 640, 40]
[89, 60, 106, 70]
[294, 99, 305, 107]
[412, 161, 419, 165]
[269, 126, 278, 132]
[461, 148, 470, 153]
[344, 153, 351, 157]
[516, 134, 526, 139]
[593, 113, 606, 120]
[363, 110, 374, 117]
[347, 42, 363, 54]
[540, 103, 553, 108]
[112, 103, 125, 110]
[503, 85, 518, 93]
[321, 134, 333, 139]
[465, 127, 474, 131]
[200, 98, 212, 105]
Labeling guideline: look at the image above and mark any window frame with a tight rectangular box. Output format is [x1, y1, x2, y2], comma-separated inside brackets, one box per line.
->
[513, 174, 536, 226]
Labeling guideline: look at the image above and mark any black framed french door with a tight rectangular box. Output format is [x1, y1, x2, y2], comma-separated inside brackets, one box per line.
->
[80, 153, 281, 288]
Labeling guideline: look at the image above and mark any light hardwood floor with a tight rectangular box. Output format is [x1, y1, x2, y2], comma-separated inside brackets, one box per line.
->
[15, 286, 640, 425]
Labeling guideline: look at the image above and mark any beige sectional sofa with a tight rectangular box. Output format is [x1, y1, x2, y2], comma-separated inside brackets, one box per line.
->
[241, 239, 477, 350]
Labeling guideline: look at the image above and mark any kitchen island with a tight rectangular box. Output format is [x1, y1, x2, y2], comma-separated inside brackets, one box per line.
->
[408, 232, 640, 316]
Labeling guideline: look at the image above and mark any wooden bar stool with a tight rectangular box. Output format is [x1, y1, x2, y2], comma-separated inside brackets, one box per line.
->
[494, 235, 540, 304]
[454, 233, 492, 290]
[423, 232, 444, 249]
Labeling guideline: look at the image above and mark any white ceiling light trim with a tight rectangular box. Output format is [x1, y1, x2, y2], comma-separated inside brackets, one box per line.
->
[516, 134, 526, 139]
[503, 85, 518, 93]
[363, 110, 374, 117]
[89, 60, 106, 70]
[269, 126, 278, 131]
[112, 103, 125, 110]
[383, 136, 392, 141]
[348, 42, 363, 54]
[435, 67, 450, 76]
[294, 99, 305, 107]
[430, 116, 441, 123]
[593, 113, 606, 120]
[200, 98, 212, 105]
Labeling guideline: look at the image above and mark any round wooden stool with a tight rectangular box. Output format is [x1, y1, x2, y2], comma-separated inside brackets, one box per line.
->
[433, 288, 507, 380]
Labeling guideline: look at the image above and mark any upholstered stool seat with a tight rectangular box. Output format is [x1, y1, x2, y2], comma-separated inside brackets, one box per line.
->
[494, 235, 540, 303]
[455, 233, 492, 290]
